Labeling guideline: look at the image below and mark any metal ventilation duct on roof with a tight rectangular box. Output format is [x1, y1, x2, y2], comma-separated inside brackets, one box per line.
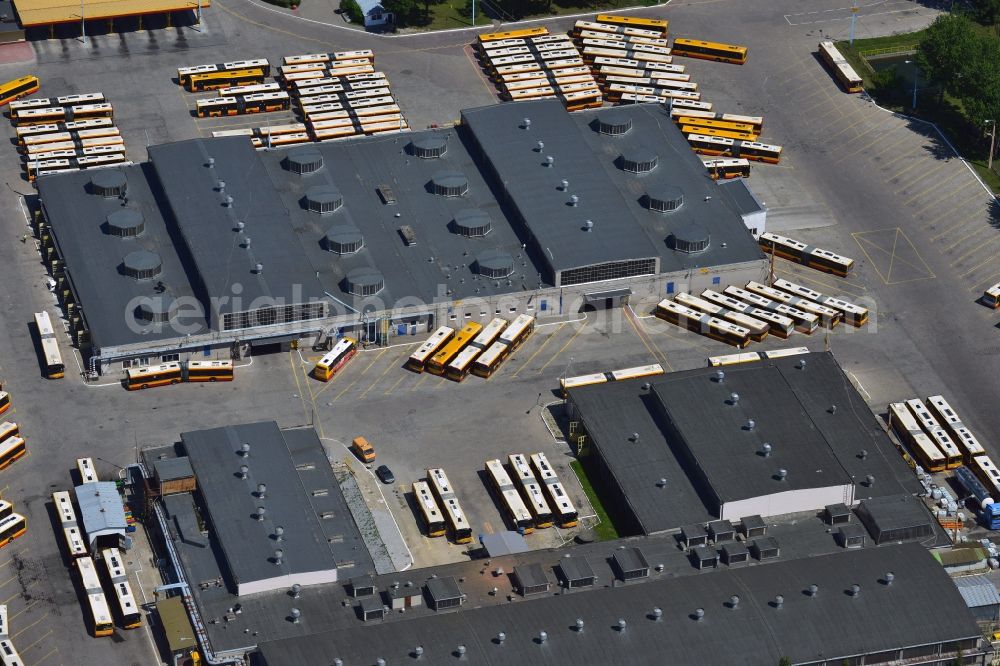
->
[345, 267, 385, 296]
[286, 147, 324, 174]
[476, 249, 514, 279]
[325, 223, 364, 255]
[596, 110, 632, 136]
[431, 172, 469, 197]
[91, 169, 127, 197]
[670, 224, 710, 253]
[411, 136, 448, 159]
[305, 185, 343, 214]
[135, 296, 175, 323]
[452, 209, 492, 238]
[621, 149, 658, 174]
[122, 250, 162, 280]
[106, 208, 145, 237]
[647, 186, 684, 213]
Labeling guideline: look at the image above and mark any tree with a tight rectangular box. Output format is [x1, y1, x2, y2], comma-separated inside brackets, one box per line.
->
[916, 14, 980, 99]
[970, 0, 1000, 26]
[382, 0, 421, 24]
[777, 658, 792, 666]
[340, 0, 363, 23]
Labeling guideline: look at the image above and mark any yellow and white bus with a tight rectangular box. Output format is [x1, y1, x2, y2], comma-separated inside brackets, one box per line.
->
[707, 352, 761, 367]
[125, 362, 183, 390]
[0, 75, 40, 107]
[818, 41, 863, 93]
[427, 322, 483, 375]
[186, 68, 266, 93]
[530, 452, 578, 527]
[412, 480, 446, 537]
[485, 459, 534, 534]
[984, 282, 1000, 309]
[177, 58, 270, 86]
[77, 457, 98, 484]
[672, 38, 747, 64]
[445, 345, 483, 383]
[100, 548, 141, 629]
[426, 468, 472, 544]
[185, 360, 234, 383]
[471, 341, 509, 379]
[760, 347, 811, 360]
[925, 395, 986, 463]
[703, 158, 751, 180]
[594, 13, 668, 37]
[759, 232, 854, 277]
[407, 326, 455, 373]
[699, 290, 794, 339]
[0, 393, 8, 418]
[971, 455, 1000, 498]
[499, 314, 535, 350]
[655, 299, 751, 348]
[0, 514, 26, 551]
[76, 556, 113, 637]
[508, 454, 552, 529]
[608, 364, 665, 382]
[744, 281, 841, 329]
[772, 278, 869, 327]
[904, 398, 962, 469]
[0, 637, 21, 666]
[559, 372, 609, 397]
[0, 426, 24, 472]
[53, 491, 87, 559]
[723, 286, 819, 334]
[313, 338, 357, 382]
[33, 311, 64, 379]
[888, 402, 946, 473]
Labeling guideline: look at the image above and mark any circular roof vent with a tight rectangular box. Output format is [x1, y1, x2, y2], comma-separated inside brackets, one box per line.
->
[670, 223, 711, 254]
[287, 147, 324, 174]
[621, 150, 658, 174]
[91, 169, 127, 197]
[597, 111, 632, 136]
[135, 297, 175, 323]
[345, 267, 385, 296]
[325, 223, 364, 255]
[106, 208, 145, 237]
[452, 209, 492, 238]
[476, 249, 514, 279]
[431, 171, 469, 197]
[647, 186, 684, 212]
[305, 185, 343, 214]
[122, 250, 162, 280]
[411, 136, 448, 159]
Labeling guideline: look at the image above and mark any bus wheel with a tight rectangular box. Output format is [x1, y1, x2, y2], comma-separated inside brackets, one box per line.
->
[172, 379, 180, 384]
[141, 384, 148, 390]
[210, 377, 216, 382]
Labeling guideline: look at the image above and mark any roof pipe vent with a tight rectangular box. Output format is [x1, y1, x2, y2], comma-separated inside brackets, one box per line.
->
[206, 157, 215, 168]
[728, 595, 740, 609]
[584, 220, 593, 232]
[560, 179, 569, 191]
[797, 358, 806, 369]
[290, 607, 300, 623]
[235, 221, 245, 232]
[414, 646, 424, 657]
[456, 645, 466, 657]
[776, 468, 787, 482]
[616, 619, 626, 632]
[274, 549, 284, 565]
[656, 478, 667, 488]
[254, 263, 264, 275]
[808, 584, 819, 597]
[523, 117, 531, 130]
[224, 195, 234, 208]
[545, 155, 554, 167]
[849, 584, 861, 597]
[275, 525, 284, 541]
[291, 583, 300, 598]
[829, 404, 837, 414]
[257, 506, 266, 521]
[536, 141, 544, 152]
[866, 474, 875, 487]
[570, 195, 579, 207]
[496, 632, 506, 644]
[693, 608, 705, 621]
[773, 595, 784, 609]
[884, 572, 894, 585]
[239, 464, 248, 479]
[334, 660, 343, 666]
[714, 370, 725, 383]
[217, 180, 226, 192]
[729, 392, 740, 405]
[760, 443, 772, 458]
[745, 419, 756, 431]
[241, 443, 251, 457]
[257, 483, 267, 498]
[538, 631, 548, 644]
[651, 607, 663, 621]
[244, 237, 252, 249]
[859, 449, 868, 460]
[575, 618, 584, 632]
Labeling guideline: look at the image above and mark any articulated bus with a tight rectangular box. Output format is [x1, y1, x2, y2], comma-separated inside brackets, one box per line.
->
[703, 158, 750, 180]
[700, 289, 795, 339]
[0, 76, 40, 107]
[0, 638, 20, 666]
[559, 372, 609, 396]
[508, 454, 552, 529]
[818, 41, 863, 93]
[8, 96, 53, 117]
[575, 19, 665, 40]
[971, 455, 1000, 499]
[485, 459, 534, 534]
[185, 68, 266, 93]
[471, 341, 509, 379]
[412, 480, 446, 537]
[609, 364, 665, 382]
[125, 362, 183, 390]
[723, 286, 819, 334]
[744, 281, 841, 329]
[217, 82, 282, 96]
[686, 134, 782, 164]
[707, 351, 761, 367]
[445, 345, 483, 383]
[772, 278, 869, 327]
[888, 402, 946, 472]
[674, 292, 770, 341]
[426, 468, 472, 544]
[655, 299, 751, 348]
[477, 26, 549, 47]
[759, 232, 854, 277]
[53, 491, 87, 559]
[926, 395, 986, 463]
[904, 398, 962, 469]
[577, 31, 668, 48]
[0, 393, 8, 417]
[677, 116, 756, 135]
[185, 360, 234, 382]
[530, 452, 578, 527]
[672, 38, 747, 64]
[75, 557, 114, 637]
[100, 548, 141, 629]
[595, 13, 668, 37]
[0, 604, 7, 640]
[671, 98, 713, 113]
[0, 514, 25, 550]
[77, 457, 98, 484]
[469, 318, 508, 351]
[427, 322, 483, 375]
[313, 338, 357, 382]
[671, 107, 763, 131]
[760, 347, 811, 360]
[0, 426, 24, 471]
[680, 124, 757, 142]
[177, 58, 271, 86]
[499, 314, 535, 350]
[34, 311, 65, 379]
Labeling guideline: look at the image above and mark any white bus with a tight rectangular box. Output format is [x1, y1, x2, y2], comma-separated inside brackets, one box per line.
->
[33, 311, 65, 379]
[508, 454, 552, 529]
[53, 491, 87, 558]
[904, 398, 962, 469]
[426, 468, 472, 544]
[485, 459, 534, 533]
[100, 548, 141, 628]
[530, 452, 578, 527]
[77, 457, 99, 484]
[407, 326, 456, 373]
[925, 395, 987, 463]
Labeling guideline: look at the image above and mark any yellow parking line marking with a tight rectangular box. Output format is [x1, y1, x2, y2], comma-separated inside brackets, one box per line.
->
[911, 180, 979, 216]
[887, 157, 933, 189]
[358, 353, 403, 399]
[971, 270, 1000, 292]
[835, 124, 908, 164]
[10, 600, 39, 620]
[511, 325, 565, 378]
[944, 225, 996, 254]
[901, 168, 969, 204]
[534, 324, 585, 375]
[30, 647, 58, 666]
[12, 617, 48, 641]
[929, 209, 989, 241]
[383, 373, 408, 396]
[0, 574, 17, 589]
[826, 114, 888, 143]
[961, 254, 999, 278]
[624, 307, 669, 367]
[411, 372, 432, 391]
[332, 349, 387, 402]
[18, 629, 53, 654]
[952, 235, 1000, 268]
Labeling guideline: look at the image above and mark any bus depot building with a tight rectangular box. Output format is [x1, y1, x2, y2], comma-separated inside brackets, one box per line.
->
[36, 99, 769, 375]
[566, 351, 923, 535]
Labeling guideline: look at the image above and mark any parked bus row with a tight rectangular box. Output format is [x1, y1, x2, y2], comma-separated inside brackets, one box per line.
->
[195, 91, 291, 118]
[406, 314, 536, 380]
[0, 421, 26, 472]
[573, 14, 668, 39]
[759, 231, 855, 277]
[423, 468, 472, 544]
[21, 127, 123, 156]
[559, 363, 664, 396]
[14, 116, 114, 144]
[476, 28, 603, 112]
[655, 299, 752, 348]
[124, 359, 234, 390]
[10, 101, 113, 126]
[887, 395, 989, 476]
[9, 91, 106, 120]
[279, 58, 378, 87]
[817, 41, 863, 93]
[282, 50, 375, 67]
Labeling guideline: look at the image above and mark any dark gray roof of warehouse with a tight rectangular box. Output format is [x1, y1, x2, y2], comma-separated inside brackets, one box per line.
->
[180, 422, 351, 588]
[569, 351, 921, 534]
[37, 164, 207, 349]
[461, 99, 764, 275]
[254, 543, 979, 666]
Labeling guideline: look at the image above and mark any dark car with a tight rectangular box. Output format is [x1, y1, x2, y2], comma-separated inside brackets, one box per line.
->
[375, 465, 395, 484]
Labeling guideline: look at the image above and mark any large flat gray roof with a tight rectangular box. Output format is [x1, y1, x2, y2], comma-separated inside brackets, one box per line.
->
[180, 422, 341, 589]
[255, 542, 979, 666]
[570, 352, 921, 534]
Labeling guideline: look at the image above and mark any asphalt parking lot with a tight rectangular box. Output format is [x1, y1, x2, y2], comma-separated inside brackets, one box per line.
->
[0, 0, 996, 661]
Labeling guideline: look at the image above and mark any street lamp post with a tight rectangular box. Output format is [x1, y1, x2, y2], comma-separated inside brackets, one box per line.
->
[987, 120, 997, 171]
[904, 60, 919, 110]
